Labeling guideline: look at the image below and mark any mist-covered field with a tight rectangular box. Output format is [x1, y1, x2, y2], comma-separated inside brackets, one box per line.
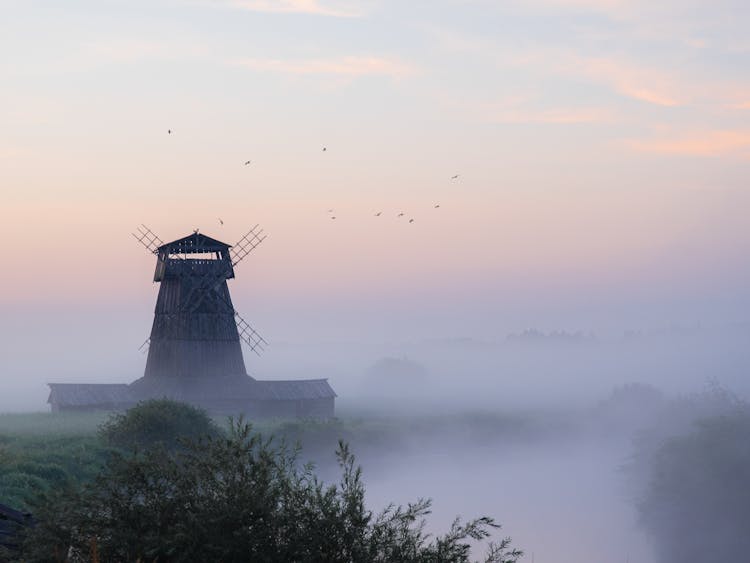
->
[3, 362, 747, 562]
[2, 313, 749, 562]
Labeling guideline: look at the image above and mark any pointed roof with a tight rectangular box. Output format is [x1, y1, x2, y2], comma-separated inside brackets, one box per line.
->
[158, 232, 231, 254]
[252, 379, 337, 401]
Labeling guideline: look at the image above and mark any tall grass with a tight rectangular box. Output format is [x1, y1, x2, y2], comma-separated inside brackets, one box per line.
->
[0, 411, 109, 437]
[0, 412, 111, 510]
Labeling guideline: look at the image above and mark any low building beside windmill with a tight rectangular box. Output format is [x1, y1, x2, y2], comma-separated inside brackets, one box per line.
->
[48, 229, 336, 417]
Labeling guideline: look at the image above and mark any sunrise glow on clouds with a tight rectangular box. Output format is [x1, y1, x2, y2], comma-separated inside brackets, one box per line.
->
[1, 0, 749, 335]
[231, 56, 412, 77]
[221, 0, 363, 17]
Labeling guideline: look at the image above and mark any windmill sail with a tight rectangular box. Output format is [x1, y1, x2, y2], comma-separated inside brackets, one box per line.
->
[231, 225, 267, 267]
[132, 224, 163, 254]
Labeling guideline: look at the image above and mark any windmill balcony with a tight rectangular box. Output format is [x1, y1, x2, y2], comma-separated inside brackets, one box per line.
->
[155, 257, 235, 281]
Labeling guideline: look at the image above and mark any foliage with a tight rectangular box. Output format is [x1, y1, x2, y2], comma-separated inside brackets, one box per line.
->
[0, 434, 108, 510]
[0, 407, 534, 515]
[0, 412, 108, 437]
[98, 399, 222, 451]
[635, 403, 750, 562]
[0, 401, 221, 510]
[21, 420, 521, 563]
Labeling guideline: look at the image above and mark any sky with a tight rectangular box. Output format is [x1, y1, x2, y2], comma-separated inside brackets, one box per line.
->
[1, 0, 750, 394]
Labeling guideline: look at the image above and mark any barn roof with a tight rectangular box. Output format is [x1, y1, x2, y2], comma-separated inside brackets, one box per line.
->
[158, 232, 231, 253]
[130, 376, 336, 401]
[48, 378, 336, 408]
[47, 383, 135, 407]
[253, 379, 337, 401]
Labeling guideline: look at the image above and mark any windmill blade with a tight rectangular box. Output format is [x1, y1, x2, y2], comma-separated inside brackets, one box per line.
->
[177, 270, 269, 356]
[231, 225, 267, 267]
[174, 270, 269, 356]
[132, 224, 163, 254]
[234, 311, 268, 356]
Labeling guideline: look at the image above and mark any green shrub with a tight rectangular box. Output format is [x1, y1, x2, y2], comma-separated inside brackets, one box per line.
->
[98, 399, 221, 451]
[6, 462, 70, 485]
[0, 472, 49, 506]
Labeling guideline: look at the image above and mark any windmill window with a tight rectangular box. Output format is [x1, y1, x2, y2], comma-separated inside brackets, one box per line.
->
[168, 252, 221, 260]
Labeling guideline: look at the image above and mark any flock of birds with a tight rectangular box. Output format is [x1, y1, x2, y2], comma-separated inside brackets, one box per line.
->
[324, 178, 455, 224]
[167, 129, 459, 228]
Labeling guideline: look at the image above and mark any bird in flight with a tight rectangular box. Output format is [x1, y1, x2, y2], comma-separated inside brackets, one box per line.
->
[218, 218, 224, 225]
[244, 160, 251, 166]
[375, 212, 382, 216]
[434, 204, 440, 208]
[409, 219, 415, 223]
[451, 174, 459, 180]
[168, 129, 172, 135]
[331, 216, 336, 220]
[322, 147, 327, 152]
[327, 209, 334, 214]
[397, 212, 404, 217]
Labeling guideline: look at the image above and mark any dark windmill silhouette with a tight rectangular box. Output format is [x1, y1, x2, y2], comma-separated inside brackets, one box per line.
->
[47, 225, 336, 417]
[132, 225, 267, 380]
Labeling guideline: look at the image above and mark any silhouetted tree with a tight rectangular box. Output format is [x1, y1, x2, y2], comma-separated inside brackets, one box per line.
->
[22, 420, 521, 563]
[637, 408, 750, 562]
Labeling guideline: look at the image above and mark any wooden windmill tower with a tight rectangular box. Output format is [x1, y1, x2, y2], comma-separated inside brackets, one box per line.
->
[132, 225, 267, 380]
[46, 224, 336, 417]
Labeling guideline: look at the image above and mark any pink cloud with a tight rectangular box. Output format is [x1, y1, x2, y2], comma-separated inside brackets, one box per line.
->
[487, 105, 616, 125]
[627, 130, 750, 156]
[578, 57, 683, 107]
[232, 56, 412, 77]
[224, 0, 361, 17]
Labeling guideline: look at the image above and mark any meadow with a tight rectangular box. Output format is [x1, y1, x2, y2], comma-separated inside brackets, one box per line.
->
[0, 406, 552, 511]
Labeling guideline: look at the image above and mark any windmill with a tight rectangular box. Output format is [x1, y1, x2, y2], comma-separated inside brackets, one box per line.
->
[47, 224, 336, 416]
[132, 224, 267, 380]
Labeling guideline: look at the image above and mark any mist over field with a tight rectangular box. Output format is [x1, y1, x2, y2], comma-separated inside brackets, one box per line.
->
[3, 285, 750, 563]
[3, 312, 750, 561]
[2, 300, 749, 413]
[6, 308, 749, 561]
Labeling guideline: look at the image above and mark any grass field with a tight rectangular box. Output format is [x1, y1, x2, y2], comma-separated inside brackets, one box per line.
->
[0, 411, 108, 437]
[0, 416, 108, 510]
[0, 406, 551, 511]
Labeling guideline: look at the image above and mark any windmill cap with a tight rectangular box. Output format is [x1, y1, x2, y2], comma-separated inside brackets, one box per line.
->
[158, 232, 232, 254]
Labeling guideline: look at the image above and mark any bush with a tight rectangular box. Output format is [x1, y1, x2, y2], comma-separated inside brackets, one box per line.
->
[0, 434, 108, 511]
[98, 399, 221, 451]
[22, 421, 521, 563]
[637, 409, 750, 563]
[0, 473, 49, 508]
[8, 462, 69, 485]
